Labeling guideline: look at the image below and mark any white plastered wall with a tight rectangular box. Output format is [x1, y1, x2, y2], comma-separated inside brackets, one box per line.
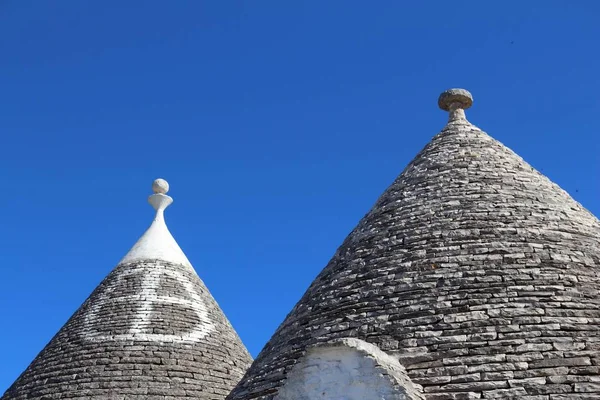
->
[274, 338, 424, 400]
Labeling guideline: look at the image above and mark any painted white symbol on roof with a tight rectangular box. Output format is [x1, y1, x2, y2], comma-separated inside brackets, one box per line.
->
[81, 179, 215, 343]
[81, 266, 215, 343]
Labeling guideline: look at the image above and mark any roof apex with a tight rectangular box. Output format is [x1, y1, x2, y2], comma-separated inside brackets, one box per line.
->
[438, 88, 473, 123]
[120, 178, 191, 267]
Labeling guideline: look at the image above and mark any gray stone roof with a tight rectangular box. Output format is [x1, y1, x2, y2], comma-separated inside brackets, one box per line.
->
[2, 180, 252, 400]
[227, 90, 600, 400]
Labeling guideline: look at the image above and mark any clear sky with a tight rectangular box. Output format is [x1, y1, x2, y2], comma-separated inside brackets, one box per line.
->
[1, 1, 599, 391]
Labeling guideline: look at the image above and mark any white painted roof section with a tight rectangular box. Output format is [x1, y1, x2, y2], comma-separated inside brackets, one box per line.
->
[120, 179, 192, 268]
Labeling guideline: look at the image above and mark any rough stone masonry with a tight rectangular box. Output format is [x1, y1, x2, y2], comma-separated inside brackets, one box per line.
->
[227, 89, 600, 400]
[2, 181, 253, 400]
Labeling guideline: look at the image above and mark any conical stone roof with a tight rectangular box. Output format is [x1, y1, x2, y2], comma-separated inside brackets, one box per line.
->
[228, 89, 600, 400]
[3, 179, 252, 400]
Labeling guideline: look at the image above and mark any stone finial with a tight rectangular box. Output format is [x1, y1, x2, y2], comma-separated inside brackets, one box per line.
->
[438, 89, 473, 122]
[152, 178, 170, 194]
[149, 178, 173, 212]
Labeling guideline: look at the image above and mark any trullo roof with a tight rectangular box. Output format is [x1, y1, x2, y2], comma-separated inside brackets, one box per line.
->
[2, 179, 252, 400]
[227, 89, 600, 400]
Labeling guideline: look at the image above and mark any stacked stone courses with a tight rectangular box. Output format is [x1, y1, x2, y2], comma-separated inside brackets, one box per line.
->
[2, 181, 253, 399]
[2, 260, 252, 400]
[228, 89, 600, 399]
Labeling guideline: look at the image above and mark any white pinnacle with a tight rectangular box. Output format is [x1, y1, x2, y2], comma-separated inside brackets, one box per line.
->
[119, 179, 192, 267]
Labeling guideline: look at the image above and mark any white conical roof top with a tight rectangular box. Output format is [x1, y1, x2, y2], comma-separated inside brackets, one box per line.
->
[120, 178, 191, 267]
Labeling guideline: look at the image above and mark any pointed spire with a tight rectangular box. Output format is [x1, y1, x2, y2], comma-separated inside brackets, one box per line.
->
[120, 178, 191, 267]
[2, 177, 253, 399]
[438, 88, 473, 122]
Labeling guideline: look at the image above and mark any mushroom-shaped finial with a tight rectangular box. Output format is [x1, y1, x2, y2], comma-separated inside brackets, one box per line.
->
[152, 178, 170, 194]
[438, 88, 473, 122]
[438, 88, 473, 111]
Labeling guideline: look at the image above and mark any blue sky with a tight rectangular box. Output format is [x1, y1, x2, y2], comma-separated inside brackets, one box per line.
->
[1, 1, 599, 391]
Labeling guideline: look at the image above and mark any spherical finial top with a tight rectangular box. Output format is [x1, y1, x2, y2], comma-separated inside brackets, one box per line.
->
[438, 88, 473, 111]
[152, 178, 170, 194]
